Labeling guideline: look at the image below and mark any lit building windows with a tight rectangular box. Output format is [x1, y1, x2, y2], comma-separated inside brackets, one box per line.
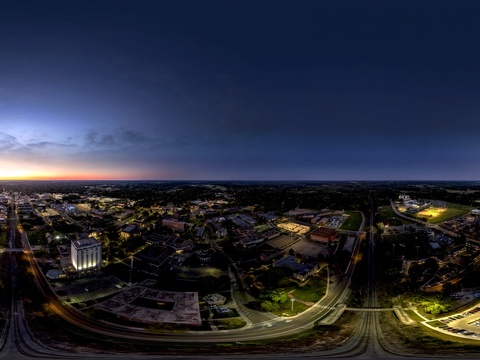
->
[71, 237, 102, 272]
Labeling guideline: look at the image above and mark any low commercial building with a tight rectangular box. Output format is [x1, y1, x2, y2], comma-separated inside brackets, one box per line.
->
[260, 249, 284, 262]
[310, 227, 338, 244]
[274, 255, 319, 282]
[121, 224, 138, 239]
[162, 219, 186, 232]
[96, 286, 201, 326]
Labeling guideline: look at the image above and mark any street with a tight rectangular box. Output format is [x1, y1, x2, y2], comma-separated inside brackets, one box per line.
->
[1, 192, 479, 359]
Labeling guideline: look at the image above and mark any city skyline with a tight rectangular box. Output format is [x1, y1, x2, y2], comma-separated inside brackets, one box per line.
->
[2, 1, 480, 181]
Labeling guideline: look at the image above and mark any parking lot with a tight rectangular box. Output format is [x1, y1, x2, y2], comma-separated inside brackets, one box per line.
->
[53, 275, 127, 304]
[425, 305, 480, 339]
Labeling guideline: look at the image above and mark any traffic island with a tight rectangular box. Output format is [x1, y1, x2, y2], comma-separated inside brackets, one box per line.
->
[317, 304, 346, 325]
[393, 305, 416, 325]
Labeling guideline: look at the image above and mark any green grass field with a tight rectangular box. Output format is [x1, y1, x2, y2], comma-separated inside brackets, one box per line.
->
[415, 203, 473, 223]
[340, 211, 363, 231]
[274, 300, 309, 317]
[291, 277, 327, 303]
[377, 206, 413, 225]
[262, 274, 327, 317]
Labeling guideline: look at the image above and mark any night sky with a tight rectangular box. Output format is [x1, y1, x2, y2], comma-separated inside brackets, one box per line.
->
[1, 0, 480, 181]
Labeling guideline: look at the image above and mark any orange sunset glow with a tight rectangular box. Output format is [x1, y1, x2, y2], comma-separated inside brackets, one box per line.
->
[0, 165, 124, 181]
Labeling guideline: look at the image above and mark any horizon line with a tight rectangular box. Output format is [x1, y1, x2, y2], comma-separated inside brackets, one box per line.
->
[1, 179, 479, 182]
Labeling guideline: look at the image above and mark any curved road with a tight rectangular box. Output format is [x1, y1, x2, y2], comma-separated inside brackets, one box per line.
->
[2, 192, 480, 358]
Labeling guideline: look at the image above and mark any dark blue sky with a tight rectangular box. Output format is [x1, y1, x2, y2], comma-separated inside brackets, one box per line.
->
[1, 0, 480, 180]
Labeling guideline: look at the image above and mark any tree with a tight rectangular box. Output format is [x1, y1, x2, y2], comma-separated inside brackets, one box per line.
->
[264, 289, 289, 304]
[183, 253, 201, 268]
[259, 288, 289, 313]
[421, 301, 448, 315]
[198, 275, 217, 293]
[260, 267, 291, 289]
[260, 300, 280, 312]
[424, 258, 439, 273]
[408, 262, 422, 282]
[107, 230, 120, 242]
[210, 252, 229, 270]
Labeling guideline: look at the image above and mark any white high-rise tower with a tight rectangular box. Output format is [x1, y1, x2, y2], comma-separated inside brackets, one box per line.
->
[71, 237, 102, 272]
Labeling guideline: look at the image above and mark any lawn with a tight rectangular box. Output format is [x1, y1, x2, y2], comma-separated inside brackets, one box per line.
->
[415, 204, 473, 223]
[276, 300, 309, 317]
[377, 206, 413, 225]
[257, 274, 326, 317]
[291, 277, 327, 303]
[339, 211, 363, 231]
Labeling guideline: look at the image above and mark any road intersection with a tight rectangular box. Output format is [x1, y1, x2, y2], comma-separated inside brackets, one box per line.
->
[1, 193, 480, 359]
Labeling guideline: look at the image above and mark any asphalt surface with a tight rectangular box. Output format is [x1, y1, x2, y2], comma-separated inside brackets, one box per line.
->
[2, 193, 480, 359]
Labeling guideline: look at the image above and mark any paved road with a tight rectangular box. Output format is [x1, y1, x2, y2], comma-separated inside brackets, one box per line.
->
[2, 192, 480, 358]
[389, 201, 470, 240]
[0, 193, 357, 346]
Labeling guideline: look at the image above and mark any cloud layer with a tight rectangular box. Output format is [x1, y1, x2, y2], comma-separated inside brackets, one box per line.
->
[1, 1, 480, 180]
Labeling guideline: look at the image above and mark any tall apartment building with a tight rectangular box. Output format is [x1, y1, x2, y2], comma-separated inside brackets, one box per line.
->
[71, 237, 102, 272]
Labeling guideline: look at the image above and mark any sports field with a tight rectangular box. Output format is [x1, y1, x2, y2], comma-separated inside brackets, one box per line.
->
[417, 207, 447, 219]
[339, 211, 363, 231]
[416, 204, 472, 223]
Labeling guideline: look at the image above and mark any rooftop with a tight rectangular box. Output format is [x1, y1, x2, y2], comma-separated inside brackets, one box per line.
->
[72, 237, 100, 249]
[312, 227, 337, 237]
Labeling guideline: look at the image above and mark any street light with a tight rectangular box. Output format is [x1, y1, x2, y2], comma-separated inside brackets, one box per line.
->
[291, 298, 295, 311]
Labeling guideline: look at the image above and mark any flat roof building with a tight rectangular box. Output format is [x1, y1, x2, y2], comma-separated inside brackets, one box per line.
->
[162, 219, 186, 232]
[310, 227, 338, 244]
[71, 237, 102, 272]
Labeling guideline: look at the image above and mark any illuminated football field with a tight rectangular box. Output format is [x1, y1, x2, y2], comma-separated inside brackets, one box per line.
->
[418, 207, 447, 219]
